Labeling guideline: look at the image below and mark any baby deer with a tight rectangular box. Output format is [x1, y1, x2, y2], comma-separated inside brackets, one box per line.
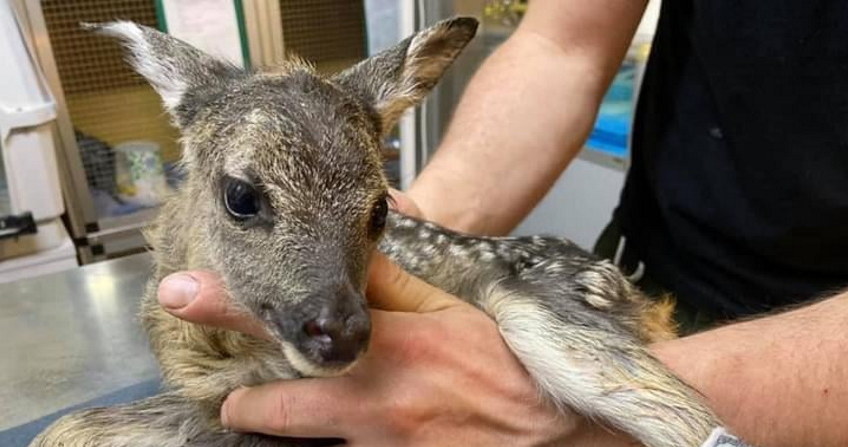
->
[32, 17, 738, 447]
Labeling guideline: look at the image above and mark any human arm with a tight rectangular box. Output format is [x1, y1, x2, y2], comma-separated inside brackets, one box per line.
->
[650, 292, 848, 447]
[563, 290, 848, 447]
[406, 0, 647, 235]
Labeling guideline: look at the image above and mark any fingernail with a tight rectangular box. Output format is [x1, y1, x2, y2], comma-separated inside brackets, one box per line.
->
[159, 274, 199, 309]
[220, 387, 246, 428]
[387, 189, 401, 210]
[220, 395, 231, 427]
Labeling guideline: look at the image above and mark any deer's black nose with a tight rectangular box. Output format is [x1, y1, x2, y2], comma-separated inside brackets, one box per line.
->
[302, 296, 370, 365]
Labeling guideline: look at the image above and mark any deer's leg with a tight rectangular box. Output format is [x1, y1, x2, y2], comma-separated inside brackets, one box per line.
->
[381, 213, 721, 447]
[480, 278, 719, 447]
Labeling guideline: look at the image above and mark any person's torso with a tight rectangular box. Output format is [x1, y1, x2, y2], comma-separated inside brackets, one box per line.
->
[619, 0, 848, 318]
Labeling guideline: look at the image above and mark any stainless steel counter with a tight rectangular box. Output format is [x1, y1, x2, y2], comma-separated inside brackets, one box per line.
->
[0, 253, 159, 430]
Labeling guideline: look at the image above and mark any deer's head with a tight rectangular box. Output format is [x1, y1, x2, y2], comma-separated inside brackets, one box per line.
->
[97, 17, 477, 376]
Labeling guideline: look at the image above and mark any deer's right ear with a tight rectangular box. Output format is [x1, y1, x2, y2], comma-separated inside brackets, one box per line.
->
[88, 21, 243, 127]
[332, 17, 478, 135]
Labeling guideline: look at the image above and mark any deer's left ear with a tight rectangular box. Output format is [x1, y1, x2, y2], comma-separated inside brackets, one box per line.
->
[332, 17, 478, 134]
[89, 21, 244, 126]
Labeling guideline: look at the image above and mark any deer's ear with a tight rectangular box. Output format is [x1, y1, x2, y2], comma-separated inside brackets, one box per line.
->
[333, 17, 478, 134]
[89, 21, 243, 126]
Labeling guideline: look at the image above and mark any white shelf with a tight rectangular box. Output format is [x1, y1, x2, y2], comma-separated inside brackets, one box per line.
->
[0, 228, 77, 283]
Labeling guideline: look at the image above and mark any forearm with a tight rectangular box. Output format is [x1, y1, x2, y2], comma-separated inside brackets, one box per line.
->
[408, 32, 600, 235]
[570, 290, 848, 447]
[408, 0, 647, 236]
[657, 291, 848, 447]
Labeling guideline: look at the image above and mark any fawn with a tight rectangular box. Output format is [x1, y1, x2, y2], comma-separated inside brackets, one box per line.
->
[32, 17, 734, 447]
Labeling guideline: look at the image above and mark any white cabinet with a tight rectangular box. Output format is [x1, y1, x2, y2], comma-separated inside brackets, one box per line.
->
[0, 0, 76, 281]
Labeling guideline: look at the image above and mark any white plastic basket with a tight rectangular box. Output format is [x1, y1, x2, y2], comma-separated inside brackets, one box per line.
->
[0, 0, 73, 277]
[0, 0, 63, 223]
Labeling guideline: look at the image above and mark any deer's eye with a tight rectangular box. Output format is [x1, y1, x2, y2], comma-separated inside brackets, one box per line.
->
[369, 195, 389, 236]
[223, 177, 260, 220]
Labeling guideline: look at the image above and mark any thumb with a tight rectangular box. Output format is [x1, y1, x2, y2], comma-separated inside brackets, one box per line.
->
[157, 271, 271, 340]
[366, 254, 464, 313]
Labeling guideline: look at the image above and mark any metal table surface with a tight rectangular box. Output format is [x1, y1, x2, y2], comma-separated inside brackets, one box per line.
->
[0, 253, 159, 430]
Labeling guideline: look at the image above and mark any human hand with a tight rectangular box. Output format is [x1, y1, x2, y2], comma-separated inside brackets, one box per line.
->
[157, 255, 578, 446]
[389, 187, 425, 219]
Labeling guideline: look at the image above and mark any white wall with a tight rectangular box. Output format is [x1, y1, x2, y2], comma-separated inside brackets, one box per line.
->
[511, 156, 625, 250]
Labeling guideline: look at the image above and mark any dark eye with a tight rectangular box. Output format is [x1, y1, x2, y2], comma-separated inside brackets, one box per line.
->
[223, 177, 261, 220]
[369, 195, 389, 236]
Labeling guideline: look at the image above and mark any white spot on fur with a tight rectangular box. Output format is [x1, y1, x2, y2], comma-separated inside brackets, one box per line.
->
[585, 294, 613, 310]
[478, 251, 496, 262]
[223, 109, 266, 175]
[448, 244, 468, 257]
[280, 342, 356, 378]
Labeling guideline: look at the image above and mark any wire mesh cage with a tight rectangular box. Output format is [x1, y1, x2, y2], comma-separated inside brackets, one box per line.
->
[42, 0, 179, 218]
[278, 0, 366, 73]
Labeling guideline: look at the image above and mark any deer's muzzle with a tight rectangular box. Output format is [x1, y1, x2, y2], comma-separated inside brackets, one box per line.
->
[267, 280, 371, 375]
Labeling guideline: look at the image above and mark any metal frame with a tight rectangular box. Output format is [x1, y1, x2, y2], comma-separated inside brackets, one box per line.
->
[397, 0, 418, 190]
[18, 0, 99, 262]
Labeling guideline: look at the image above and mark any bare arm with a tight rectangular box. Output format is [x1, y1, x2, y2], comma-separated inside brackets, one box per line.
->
[659, 291, 848, 447]
[572, 290, 848, 447]
[408, 0, 647, 235]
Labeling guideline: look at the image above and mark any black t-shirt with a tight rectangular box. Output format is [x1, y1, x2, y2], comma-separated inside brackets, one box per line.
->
[618, 0, 848, 318]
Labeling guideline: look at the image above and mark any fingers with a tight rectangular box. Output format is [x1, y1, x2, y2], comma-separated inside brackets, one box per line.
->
[220, 310, 414, 440]
[221, 378, 358, 439]
[388, 188, 424, 218]
[366, 254, 464, 313]
[157, 271, 271, 340]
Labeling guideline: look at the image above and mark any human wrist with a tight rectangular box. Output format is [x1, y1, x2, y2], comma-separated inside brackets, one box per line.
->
[407, 168, 491, 234]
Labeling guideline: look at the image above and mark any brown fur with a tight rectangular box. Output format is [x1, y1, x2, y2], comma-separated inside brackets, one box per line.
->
[640, 295, 679, 342]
